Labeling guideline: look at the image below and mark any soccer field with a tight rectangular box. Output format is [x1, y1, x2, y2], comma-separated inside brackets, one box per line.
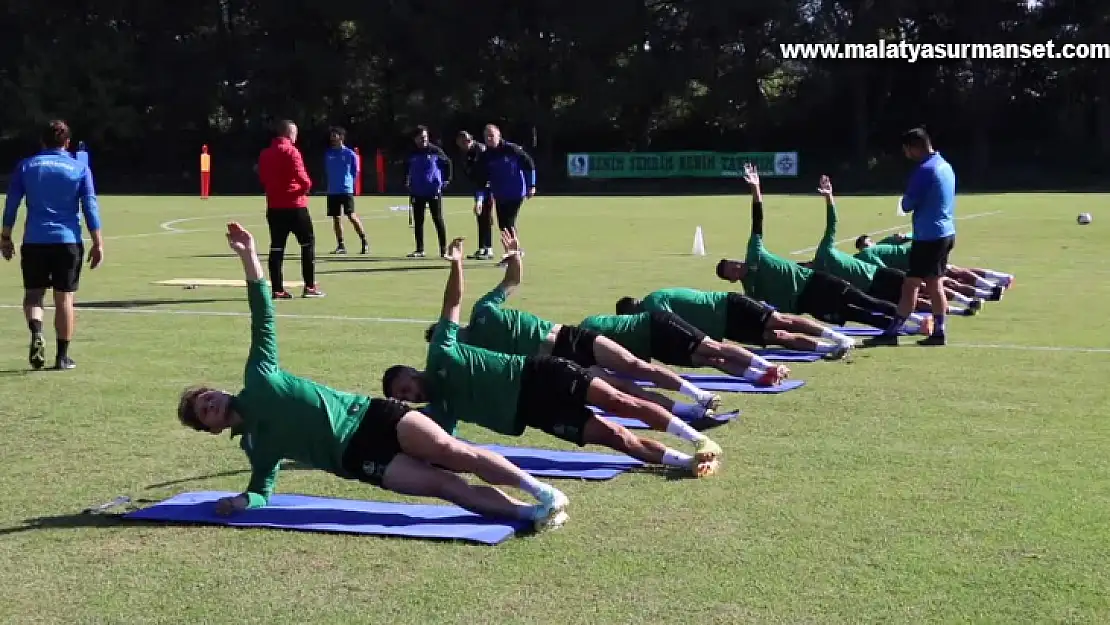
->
[1, 192, 1108, 624]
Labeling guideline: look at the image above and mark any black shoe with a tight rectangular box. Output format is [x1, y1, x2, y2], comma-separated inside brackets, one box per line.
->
[990, 285, 1005, 301]
[968, 299, 983, 315]
[28, 334, 45, 370]
[360, 241, 369, 255]
[917, 334, 947, 346]
[863, 333, 899, 347]
[332, 245, 347, 255]
[54, 356, 76, 370]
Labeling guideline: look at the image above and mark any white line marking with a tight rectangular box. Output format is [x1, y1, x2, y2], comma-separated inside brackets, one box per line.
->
[788, 210, 1004, 256]
[1, 303, 1106, 354]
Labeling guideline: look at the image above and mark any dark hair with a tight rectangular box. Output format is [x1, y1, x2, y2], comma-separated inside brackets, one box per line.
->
[41, 120, 71, 149]
[414, 125, 429, 137]
[615, 296, 640, 315]
[382, 365, 416, 398]
[457, 130, 472, 141]
[329, 126, 346, 139]
[274, 119, 296, 137]
[901, 127, 930, 150]
[854, 234, 870, 250]
[715, 259, 731, 280]
[177, 385, 214, 431]
[423, 323, 436, 342]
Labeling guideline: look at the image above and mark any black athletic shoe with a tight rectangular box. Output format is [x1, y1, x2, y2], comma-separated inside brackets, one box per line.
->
[28, 334, 45, 370]
[54, 356, 76, 370]
[968, 299, 983, 315]
[990, 285, 1005, 301]
[917, 334, 947, 347]
[332, 245, 347, 255]
[863, 333, 899, 347]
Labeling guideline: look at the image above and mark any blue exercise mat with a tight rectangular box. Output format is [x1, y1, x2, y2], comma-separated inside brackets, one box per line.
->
[749, 348, 824, 362]
[124, 490, 528, 545]
[637, 377, 806, 394]
[477, 443, 642, 480]
[591, 407, 741, 430]
[838, 325, 916, 337]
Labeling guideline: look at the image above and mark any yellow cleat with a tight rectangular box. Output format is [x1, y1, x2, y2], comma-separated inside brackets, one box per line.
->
[691, 458, 720, 478]
[694, 437, 722, 464]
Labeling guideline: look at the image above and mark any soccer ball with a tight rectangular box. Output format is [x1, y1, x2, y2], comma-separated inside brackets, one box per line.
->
[1078, 212, 1092, 225]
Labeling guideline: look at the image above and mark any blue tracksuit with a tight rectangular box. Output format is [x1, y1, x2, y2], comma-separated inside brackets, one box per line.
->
[3, 149, 101, 244]
[475, 141, 536, 203]
[406, 146, 452, 197]
[901, 152, 956, 241]
[324, 146, 358, 195]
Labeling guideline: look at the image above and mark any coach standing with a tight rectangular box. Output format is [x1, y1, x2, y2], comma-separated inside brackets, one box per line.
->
[474, 124, 535, 259]
[457, 131, 495, 260]
[868, 127, 956, 347]
[0, 120, 103, 371]
[258, 120, 324, 299]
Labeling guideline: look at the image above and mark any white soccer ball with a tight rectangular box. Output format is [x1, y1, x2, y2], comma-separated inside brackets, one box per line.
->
[1078, 212, 1092, 225]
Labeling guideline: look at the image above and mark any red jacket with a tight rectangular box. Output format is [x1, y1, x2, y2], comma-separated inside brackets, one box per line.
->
[258, 137, 311, 209]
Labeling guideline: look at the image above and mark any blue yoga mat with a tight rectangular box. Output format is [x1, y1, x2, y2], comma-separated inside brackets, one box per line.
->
[749, 348, 824, 362]
[591, 407, 741, 430]
[838, 325, 917, 337]
[637, 377, 806, 394]
[124, 490, 528, 545]
[476, 443, 642, 480]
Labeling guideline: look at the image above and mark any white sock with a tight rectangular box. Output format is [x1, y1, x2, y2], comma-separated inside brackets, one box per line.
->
[813, 342, 839, 354]
[671, 402, 706, 420]
[821, 327, 853, 346]
[750, 355, 773, 370]
[974, 276, 996, 289]
[518, 474, 552, 500]
[661, 448, 694, 468]
[740, 366, 766, 382]
[678, 380, 708, 402]
[983, 269, 1011, 282]
[949, 291, 972, 305]
[665, 417, 706, 443]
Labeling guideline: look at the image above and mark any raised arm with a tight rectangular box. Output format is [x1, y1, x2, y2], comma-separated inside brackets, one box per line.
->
[440, 237, 467, 324]
[434, 146, 454, 185]
[817, 175, 837, 249]
[511, 143, 537, 191]
[741, 163, 767, 260]
[80, 166, 104, 264]
[497, 228, 523, 297]
[227, 223, 277, 371]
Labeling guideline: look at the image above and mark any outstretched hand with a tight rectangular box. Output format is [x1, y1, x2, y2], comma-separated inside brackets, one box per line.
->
[817, 175, 833, 197]
[445, 236, 466, 261]
[500, 228, 521, 254]
[226, 222, 256, 256]
[742, 163, 761, 188]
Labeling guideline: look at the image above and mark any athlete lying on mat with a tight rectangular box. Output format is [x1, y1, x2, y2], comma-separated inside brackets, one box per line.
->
[854, 233, 1012, 301]
[424, 228, 721, 423]
[615, 287, 853, 359]
[383, 237, 722, 478]
[806, 175, 981, 317]
[715, 164, 933, 336]
[176, 223, 569, 530]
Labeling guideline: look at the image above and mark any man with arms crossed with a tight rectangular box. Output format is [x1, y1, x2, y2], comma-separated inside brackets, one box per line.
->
[457, 131, 496, 260]
[1, 120, 103, 370]
[615, 287, 852, 359]
[258, 119, 324, 299]
[323, 127, 369, 255]
[430, 229, 722, 424]
[383, 237, 722, 478]
[866, 128, 956, 346]
[177, 223, 569, 530]
[716, 164, 932, 336]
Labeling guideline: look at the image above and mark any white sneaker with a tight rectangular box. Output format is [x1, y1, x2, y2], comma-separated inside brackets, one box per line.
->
[532, 488, 569, 531]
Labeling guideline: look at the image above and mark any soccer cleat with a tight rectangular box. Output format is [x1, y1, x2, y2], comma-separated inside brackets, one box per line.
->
[272, 291, 294, 300]
[863, 333, 899, 347]
[54, 356, 76, 370]
[691, 458, 720, 478]
[406, 250, 425, 259]
[479, 248, 494, 260]
[28, 334, 45, 370]
[968, 299, 983, 315]
[332, 245, 346, 255]
[532, 488, 569, 531]
[302, 286, 326, 298]
[694, 437, 722, 464]
[917, 334, 947, 347]
[990, 285, 1006, 301]
[699, 393, 722, 411]
[824, 344, 851, 361]
[360, 241, 369, 255]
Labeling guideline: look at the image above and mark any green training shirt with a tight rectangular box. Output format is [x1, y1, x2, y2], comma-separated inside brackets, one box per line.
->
[812, 202, 878, 291]
[425, 320, 525, 437]
[640, 287, 729, 341]
[855, 242, 911, 271]
[578, 313, 653, 360]
[464, 285, 555, 356]
[231, 279, 373, 509]
[742, 228, 812, 314]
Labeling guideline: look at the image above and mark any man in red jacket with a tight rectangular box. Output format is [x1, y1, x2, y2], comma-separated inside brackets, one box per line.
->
[258, 120, 324, 299]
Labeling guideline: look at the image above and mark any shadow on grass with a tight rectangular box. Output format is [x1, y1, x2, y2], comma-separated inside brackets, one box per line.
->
[77, 298, 238, 309]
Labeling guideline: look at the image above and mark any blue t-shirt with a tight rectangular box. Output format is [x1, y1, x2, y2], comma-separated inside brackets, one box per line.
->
[324, 146, 358, 195]
[3, 149, 101, 244]
[901, 152, 956, 241]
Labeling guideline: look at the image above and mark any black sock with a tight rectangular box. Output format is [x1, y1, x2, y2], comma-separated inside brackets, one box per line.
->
[301, 243, 316, 287]
[337, 237, 345, 247]
[56, 339, 69, 360]
[268, 249, 285, 292]
[28, 319, 42, 335]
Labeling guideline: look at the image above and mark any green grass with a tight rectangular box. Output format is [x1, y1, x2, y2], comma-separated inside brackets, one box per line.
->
[1, 192, 1108, 624]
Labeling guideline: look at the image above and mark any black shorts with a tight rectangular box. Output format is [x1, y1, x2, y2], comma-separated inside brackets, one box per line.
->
[326, 194, 355, 217]
[867, 266, 907, 305]
[340, 398, 412, 487]
[516, 356, 596, 447]
[797, 270, 851, 322]
[21, 243, 84, 292]
[648, 310, 706, 367]
[908, 235, 955, 279]
[266, 208, 315, 247]
[495, 198, 523, 230]
[724, 292, 774, 346]
[550, 325, 601, 368]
